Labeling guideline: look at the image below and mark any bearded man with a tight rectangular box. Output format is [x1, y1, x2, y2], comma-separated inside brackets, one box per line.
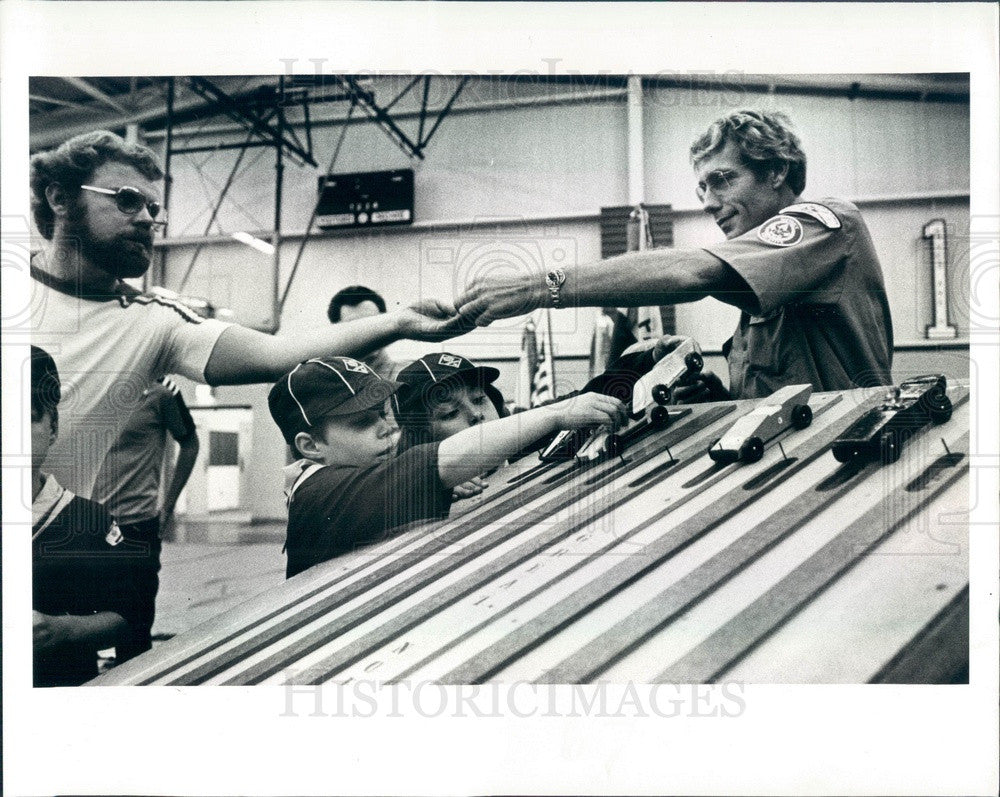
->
[29, 131, 464, 497]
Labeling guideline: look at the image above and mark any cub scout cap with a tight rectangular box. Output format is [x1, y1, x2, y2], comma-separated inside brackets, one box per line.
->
[268, 357, 402, 444]
[395, 352, 500, 413]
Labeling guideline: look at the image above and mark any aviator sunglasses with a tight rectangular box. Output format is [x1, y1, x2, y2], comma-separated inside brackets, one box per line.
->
[80, 184, 166, 227]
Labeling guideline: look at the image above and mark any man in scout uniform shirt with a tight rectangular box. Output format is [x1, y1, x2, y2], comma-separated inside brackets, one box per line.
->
[456, 108, 894, 400]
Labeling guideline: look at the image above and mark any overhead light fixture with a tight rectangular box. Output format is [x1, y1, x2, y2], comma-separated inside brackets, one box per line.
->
[231, 231, 275, 255]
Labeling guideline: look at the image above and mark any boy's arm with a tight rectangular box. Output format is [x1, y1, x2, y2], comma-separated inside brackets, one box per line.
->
[203, 299, 471, 385]
[436, 393, 627, 488]
[33, 609, 128, 652]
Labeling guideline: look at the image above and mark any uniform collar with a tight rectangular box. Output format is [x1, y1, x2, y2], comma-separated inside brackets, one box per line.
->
[29, 260, 139, 302]
[32, 472, 74, 531]
[282, 459, 326, 503]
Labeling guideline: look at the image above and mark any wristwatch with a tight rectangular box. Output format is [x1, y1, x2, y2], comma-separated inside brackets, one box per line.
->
[545, 268, 566, 308]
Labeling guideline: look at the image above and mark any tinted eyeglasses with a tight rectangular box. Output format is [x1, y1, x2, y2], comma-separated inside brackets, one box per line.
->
[695, 169, 738, 203]
[80, 185, 166, 226]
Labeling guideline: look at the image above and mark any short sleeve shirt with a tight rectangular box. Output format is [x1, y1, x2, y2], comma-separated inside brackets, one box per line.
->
[30, 264, 229, 498]
[702, 198, 893, 399]
[284, 443, 453, 579]
[91, 376, 197, 523]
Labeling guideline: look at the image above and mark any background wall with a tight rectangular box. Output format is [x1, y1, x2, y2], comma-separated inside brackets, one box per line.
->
[133, 75, 969, 521]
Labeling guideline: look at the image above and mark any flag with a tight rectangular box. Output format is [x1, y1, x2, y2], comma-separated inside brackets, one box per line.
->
[517, 310, 557, 408]
[530, 309, 557, 406]
[516, 317, 538, 409]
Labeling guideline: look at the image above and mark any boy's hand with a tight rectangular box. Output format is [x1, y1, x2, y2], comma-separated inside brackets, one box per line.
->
[452, 476, 489, 500]
[550, 392, 628, 431]
[399, 298, 476, 341]
[33, 610, 70, 652]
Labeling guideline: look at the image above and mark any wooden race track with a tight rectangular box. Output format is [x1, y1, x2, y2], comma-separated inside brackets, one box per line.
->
[91, 385, 970, 686]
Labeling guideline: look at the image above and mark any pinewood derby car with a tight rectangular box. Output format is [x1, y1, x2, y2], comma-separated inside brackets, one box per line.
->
[570, 338, 704, 462]
[830, 374, 953, 464]
[708, 383, 814, 464]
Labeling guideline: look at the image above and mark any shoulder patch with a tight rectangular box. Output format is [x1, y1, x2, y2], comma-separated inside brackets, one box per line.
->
[780, 202, 842, 229]
[756, 215, 803, 247]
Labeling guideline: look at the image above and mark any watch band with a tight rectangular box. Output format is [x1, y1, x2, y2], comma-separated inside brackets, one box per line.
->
[545, 268, 566, 308]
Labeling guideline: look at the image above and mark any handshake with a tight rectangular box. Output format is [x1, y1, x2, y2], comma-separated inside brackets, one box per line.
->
[400, 268, 550, 339]
[403, 296, 730, 405]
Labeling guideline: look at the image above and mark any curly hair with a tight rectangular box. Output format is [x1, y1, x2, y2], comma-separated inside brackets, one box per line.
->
[689, 109, 807, 196]
[30, 130, 163, 240]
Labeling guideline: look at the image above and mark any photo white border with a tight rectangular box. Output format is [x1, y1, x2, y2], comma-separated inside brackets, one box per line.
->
[2, 2, 997, 795]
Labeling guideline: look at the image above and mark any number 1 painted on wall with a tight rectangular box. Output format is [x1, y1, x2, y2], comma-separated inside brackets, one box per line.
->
[922, 219, 958, 340]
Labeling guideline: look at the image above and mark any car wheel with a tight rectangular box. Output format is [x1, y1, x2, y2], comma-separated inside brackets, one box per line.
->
[605, 434, 625, 459]
[650, 405, 671, 427]
[651, 384, 671, 406]
[791, 404, 813, 429]
[879, 431, 901, 464]
[832, 443, 860, 463]
[739, 436, 765, 463]
[928, 394, 953, 425]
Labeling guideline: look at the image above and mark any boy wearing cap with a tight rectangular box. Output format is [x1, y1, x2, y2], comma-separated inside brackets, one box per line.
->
[30, 346, 144, 686]
[393, 339, 684, 464]
[269, 356, 627, 578]
[395, 353, 507, 453]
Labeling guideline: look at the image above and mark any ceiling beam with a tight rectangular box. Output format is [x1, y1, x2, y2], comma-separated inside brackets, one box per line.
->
[29, 93, 88, 110]
[60, 76, 130, 115]
[186, 77, 318, 167]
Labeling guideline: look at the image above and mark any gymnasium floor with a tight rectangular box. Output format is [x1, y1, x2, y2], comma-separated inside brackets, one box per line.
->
[151, 515, 286, 644]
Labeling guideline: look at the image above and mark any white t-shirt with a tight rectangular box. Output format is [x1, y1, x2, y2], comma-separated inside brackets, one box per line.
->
[30, 265, 231, 498]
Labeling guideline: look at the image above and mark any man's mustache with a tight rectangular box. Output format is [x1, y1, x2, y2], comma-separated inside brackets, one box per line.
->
[123, 231, 154, 247]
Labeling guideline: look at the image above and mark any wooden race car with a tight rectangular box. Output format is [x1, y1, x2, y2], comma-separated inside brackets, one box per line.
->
[538, 427, 592, 463]
[708, 383, 814, 464]
[830, 374, 953, 464]
[629, 337, 705, 426]
[571, 339, 704, 461]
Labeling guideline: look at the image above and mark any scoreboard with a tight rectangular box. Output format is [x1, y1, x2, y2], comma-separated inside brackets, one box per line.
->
[316, 169, 414, 230]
